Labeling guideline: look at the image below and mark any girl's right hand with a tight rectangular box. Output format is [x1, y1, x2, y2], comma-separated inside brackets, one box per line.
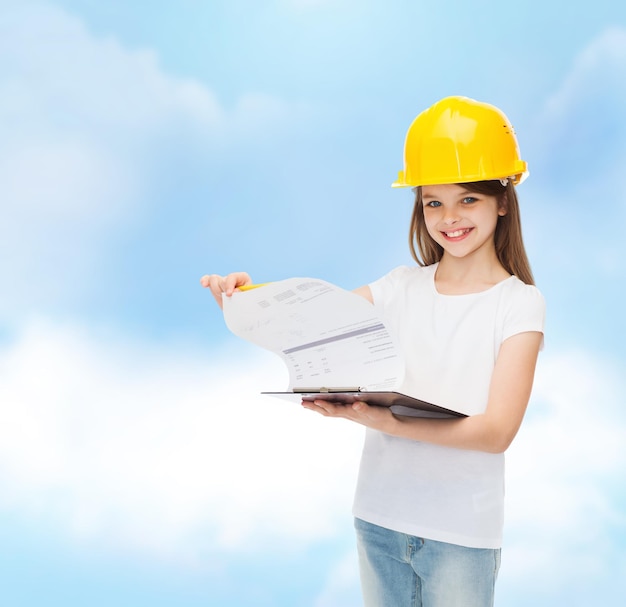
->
[199, 272, 253, 309]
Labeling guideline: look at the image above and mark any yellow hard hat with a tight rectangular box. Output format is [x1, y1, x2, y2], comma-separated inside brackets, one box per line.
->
[392, 96, 528, 188]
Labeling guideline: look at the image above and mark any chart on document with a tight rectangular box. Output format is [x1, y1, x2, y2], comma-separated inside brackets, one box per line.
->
[222, 278, 403, 391]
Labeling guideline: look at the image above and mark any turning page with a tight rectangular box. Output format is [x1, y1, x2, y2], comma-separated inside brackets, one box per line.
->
[222, 277, 404, 392]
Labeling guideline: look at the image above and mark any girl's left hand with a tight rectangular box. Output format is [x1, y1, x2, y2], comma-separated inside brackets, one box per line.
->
[302, 399, 394, 432]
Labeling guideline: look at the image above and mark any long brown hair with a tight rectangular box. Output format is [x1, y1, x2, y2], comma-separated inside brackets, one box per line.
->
[408, 180, 535, 285]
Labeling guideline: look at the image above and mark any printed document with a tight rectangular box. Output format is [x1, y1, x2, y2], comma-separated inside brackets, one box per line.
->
[222, 277, 404, 392]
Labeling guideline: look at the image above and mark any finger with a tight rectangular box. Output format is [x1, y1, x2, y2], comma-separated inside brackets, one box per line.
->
[314, 400, 334, 416]
[224, 272, 252, 295]
[312, 399, 350, 417]
[351, 400, 366, 413]
[204, 274, 227, 308]
[302, 400, 332, 416]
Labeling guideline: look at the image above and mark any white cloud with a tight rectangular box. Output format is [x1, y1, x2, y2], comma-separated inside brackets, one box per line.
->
[502, 348, 626, 596]
[0, 1, 316, 321]
[542, 26, 626, 123]
[535, 25, 626, 185]
[525, 27, 626, 281]
[313, 550, 362, 607]
[1, 318, 624, 600]
[0, 3, 223, 137]
[0, 320, 364, 562]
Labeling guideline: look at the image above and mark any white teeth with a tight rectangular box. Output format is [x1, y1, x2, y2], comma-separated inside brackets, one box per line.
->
[445, 229, 468, 238]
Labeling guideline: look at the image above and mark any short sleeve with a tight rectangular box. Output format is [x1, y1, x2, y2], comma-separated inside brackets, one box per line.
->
[502, 282, 546, 343]
[369, 265, 412, 311]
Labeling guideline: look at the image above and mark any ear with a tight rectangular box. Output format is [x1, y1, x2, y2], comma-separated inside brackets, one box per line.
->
[498, 194, 508, 216]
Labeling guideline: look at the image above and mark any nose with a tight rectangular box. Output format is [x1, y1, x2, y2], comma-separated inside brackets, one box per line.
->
[442, 209, 460, 225]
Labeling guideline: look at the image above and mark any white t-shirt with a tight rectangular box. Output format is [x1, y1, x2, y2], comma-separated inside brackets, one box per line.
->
[352, 263, 546, 549]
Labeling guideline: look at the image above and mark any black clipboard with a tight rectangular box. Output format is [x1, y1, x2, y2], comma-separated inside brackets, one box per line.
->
[262, 388, 467, 418]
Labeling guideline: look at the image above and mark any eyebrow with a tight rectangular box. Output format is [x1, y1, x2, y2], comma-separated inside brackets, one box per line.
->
[422, 188, 477, 199]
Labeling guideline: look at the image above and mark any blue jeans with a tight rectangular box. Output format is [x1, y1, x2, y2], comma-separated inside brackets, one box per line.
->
[354, 518, 500, 607]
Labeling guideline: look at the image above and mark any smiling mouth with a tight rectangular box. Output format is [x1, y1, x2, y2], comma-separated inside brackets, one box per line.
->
[442, 228, 472, 239]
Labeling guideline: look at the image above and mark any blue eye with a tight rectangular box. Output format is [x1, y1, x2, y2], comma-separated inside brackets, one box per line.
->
[462, 197, 477, 204]
[425, 200, 441, 207]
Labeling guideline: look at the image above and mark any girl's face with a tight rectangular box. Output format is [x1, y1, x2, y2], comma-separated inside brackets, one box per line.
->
[421, 183, 506, 260]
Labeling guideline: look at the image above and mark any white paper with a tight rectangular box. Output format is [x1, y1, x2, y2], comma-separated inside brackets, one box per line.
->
[222, 278, 404, 391]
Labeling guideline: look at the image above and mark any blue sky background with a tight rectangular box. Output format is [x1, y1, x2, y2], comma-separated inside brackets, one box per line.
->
[0, 0, 625, 605]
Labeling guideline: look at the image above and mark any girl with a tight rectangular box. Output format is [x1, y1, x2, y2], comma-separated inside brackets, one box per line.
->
[201, 96, 545, 607]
